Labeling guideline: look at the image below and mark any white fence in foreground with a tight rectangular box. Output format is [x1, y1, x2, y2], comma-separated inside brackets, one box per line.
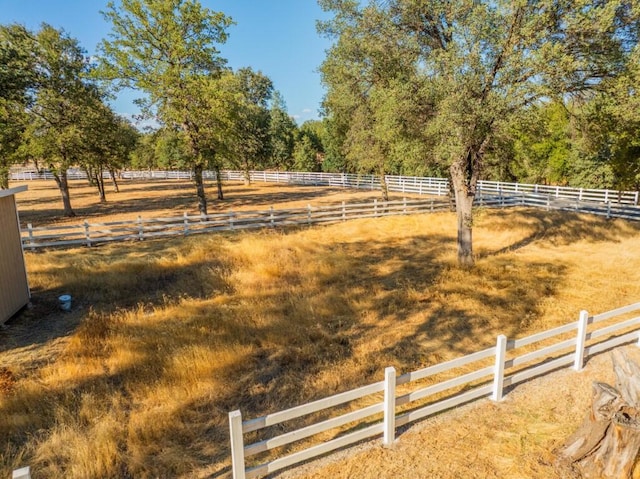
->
[228, 302, 640, 479]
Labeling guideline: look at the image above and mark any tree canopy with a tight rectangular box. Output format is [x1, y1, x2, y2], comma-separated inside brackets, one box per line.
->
[98, 0, 234, 214]
[319, 0, 640, 266]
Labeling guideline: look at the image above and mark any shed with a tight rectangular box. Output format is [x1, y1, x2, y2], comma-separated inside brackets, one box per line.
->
[0, 185, 30, 324]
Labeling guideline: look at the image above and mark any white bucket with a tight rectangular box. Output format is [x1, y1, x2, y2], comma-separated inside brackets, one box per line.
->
[58, 294, 72, 311]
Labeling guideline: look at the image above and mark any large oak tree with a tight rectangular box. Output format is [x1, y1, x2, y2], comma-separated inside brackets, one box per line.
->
[98, 0, 233, 215]
[320, 0, 640, 266]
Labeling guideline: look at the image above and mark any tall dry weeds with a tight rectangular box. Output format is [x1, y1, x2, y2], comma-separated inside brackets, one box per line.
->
[2, 208, 640, 477]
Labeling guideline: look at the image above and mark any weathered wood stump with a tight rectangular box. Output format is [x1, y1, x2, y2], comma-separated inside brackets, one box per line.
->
[556, 350, 640, 478]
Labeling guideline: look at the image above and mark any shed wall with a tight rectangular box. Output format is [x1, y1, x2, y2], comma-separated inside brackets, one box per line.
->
[0, 194, 30, 323]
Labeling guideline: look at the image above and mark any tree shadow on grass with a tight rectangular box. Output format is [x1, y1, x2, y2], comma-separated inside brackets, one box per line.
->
[481, 208, 640, 257]
[2, 211, 622, 478]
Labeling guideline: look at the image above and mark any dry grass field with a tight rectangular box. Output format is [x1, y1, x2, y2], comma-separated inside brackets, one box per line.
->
[11, 177, 411, 227]
[2, 178, 640, 478]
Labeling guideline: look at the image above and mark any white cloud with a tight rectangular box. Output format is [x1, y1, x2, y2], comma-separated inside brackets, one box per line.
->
[302, 108, 312, 113]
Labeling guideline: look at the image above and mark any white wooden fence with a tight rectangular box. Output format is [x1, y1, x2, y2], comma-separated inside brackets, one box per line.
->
[478, 192, 640, 221]
[21, 198, 456, 250]
[19, 191, 640, 250]
[228, 302, 640, 479]
[9, 167, 639, 205]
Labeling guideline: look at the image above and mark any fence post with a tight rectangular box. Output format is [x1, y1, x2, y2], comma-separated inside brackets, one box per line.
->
[229, 410, 246, 479]
[307, 204, 312, 225]
[184, 212, 190, 236]
[383, 367, 396, 446]
[492, 334, 507, 402]
[84, 221, 91, 247]
[374, 199, 378, 217]
[270, 206, 275, 227]
[546, 196, 551, 211]
[574, 310, 589, 371]
[403, 197, 407, 215]
[27, 223, 35, 251]
[606, 202, 612, 219]
[342, 201, 346, 221]
[137, 216, 144, 241]
[229, 211, 235, 230]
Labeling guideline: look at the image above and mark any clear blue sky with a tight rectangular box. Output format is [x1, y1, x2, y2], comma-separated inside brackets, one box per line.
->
[0, 0, 333, 124]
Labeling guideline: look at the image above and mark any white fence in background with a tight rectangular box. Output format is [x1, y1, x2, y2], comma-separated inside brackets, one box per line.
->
[9, 168, 640, 205]
[20, 197, 456, 250]
[479, 193, 640, 221]
[228, 302, 640, 479]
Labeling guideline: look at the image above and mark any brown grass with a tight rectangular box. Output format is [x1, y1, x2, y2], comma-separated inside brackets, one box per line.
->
[11, 178, 417, 227]
[2, 180, 640, 478]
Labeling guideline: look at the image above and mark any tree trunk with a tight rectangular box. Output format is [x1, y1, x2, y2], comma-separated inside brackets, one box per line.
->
[449, 161, 475, 268]
[379, 170, 389, 202]
[52, 169, 75, 217]
[556, 350, 640, 478]
[109, 168, 119, 193]
[84, 166, 96, 187]
[243, 164, 251, 186]
[193, 163, 207, 215]
[214, 165, 224, 200]
[96, 167, 106, 203]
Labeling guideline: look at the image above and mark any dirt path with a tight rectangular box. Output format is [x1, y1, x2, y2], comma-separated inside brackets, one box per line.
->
[274, 345, 640, 479]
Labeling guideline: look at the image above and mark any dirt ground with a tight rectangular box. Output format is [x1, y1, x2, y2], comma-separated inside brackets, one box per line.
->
[274, 345, 640, 479]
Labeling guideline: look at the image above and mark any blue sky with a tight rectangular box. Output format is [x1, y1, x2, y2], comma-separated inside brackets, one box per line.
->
[0, 0, 334, 124]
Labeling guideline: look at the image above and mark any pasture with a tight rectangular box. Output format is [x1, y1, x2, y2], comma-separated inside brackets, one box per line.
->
[2, 178, 640, 478]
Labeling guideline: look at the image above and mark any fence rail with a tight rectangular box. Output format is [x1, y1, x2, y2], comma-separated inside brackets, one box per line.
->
[229, 302, 640, 479]
[9, 168, 639, 205]
[21, 198, 458, 250]
[20, 192, 640, 250]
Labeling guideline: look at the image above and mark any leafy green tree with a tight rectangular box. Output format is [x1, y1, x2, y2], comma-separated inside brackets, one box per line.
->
[318, 117, 348, 173]
[292, 120, 324, 172]
[320, 0, 640, 266]
[0, 24, 37, 189]
[508, 102, 576, 185]
[80, 104, 139, 200]
[23, 24, 102, 216]
[319, 3, 420, 199]
[293, 135, 319, 172]
[575, 52, 640, 191]
[220, 68, 274, 184]
[154, 129, 191, 170]
[98, 0, 233, 214]
[268, 92, 297, 170]
[131, 131, 160, 169]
